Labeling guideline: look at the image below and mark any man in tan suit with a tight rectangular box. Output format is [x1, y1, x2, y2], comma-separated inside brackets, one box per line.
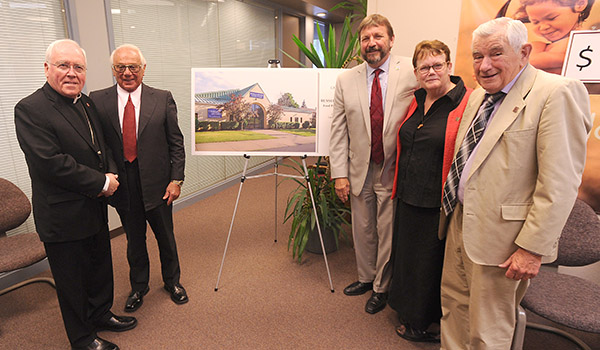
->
[439, 17, 592, 349]
[329, 14, 417, 314]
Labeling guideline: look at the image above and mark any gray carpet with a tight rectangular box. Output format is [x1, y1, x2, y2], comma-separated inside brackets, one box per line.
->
[1, 157, 599, 349]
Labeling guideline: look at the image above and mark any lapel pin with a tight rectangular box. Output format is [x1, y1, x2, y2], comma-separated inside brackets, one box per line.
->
[513, 107, 519, 113]
[86, 102, 90, 107]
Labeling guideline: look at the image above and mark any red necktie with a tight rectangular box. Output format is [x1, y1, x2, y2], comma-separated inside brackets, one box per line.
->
[370, 69, 384, 164]
[123, 94, 137, 162]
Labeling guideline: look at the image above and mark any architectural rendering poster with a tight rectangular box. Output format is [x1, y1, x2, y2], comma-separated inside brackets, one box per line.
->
[191, 68, 343, 157]
[456, 0, 600, 212]
[317, 68, 346, 154]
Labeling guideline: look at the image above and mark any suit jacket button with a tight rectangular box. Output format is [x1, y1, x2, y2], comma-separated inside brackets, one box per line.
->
[99, 163, 104, 169]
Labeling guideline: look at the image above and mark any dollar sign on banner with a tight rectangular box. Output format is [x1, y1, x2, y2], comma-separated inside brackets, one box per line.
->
[577, 45, 593, 71]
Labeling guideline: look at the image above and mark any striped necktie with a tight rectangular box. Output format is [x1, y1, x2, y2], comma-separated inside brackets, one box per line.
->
[442, 91, 505, 215]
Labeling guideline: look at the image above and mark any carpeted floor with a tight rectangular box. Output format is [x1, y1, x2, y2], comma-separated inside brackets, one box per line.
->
[1, 157, 598, 349]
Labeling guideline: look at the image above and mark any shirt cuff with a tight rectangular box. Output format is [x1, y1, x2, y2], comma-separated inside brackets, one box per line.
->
[103, 175, 110, 193]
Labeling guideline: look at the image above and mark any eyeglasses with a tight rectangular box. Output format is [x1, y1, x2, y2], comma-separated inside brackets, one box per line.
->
[416, 61, 448, 75]
[112, 64, 143, 73]
[49, 62, 86, 74]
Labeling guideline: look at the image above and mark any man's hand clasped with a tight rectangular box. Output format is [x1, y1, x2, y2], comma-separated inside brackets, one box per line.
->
[100, 173, 119, 197]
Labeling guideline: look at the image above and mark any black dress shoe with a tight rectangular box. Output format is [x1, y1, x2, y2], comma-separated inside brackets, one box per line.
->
[72, 336, 119, 350]
[124, 286, 149, 312]
[396, 324, 440, 343]
[365, 292, 387, 314]
[95, 314, 137, 332]
[343, 281, 373, 296]
[164, 283, 188, 304]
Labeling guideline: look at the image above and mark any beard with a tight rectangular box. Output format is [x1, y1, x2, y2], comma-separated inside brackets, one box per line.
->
[362, 46, 389, 66]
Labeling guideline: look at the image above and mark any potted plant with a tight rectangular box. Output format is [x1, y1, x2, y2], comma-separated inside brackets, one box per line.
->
[283, 157, 351, 263]
[281, 2, 367, 263]
[281, 0, 367, 68]
[282, 15, 360, 69]
[329, 0, 367, 23]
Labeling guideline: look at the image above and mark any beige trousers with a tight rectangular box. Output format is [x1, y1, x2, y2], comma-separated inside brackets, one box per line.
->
[440, 204, 529, 350]
[349, 161, 394, 293]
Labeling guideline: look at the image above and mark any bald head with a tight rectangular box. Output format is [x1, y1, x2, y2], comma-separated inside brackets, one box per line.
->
[111, 44, 147, 92]
[44, 39, 87, 98]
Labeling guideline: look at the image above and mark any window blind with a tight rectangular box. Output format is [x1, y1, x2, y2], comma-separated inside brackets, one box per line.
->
[109, 0, 276, 197]
[0, 0, 67, 235]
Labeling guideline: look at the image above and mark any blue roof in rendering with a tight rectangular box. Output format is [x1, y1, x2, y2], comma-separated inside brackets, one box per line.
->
[195, 83, 257, 104]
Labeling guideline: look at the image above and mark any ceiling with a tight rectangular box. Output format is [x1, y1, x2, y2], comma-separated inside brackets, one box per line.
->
[267, 0, 352, 22]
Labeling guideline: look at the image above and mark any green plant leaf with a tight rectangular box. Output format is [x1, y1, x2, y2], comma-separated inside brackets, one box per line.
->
[336, 18, 351, 67]
[280, 49, 307, 68]
[340, 18, 359, 67]
[286, 8, 362, 68]
[297, 227, 310, 262]
[284, 157, 353, 263]
[294, 220, 308, 257]
[315, 24, 330, 68]
[329, 0, 367, 19]
[327, 24, 336, 68]
[291, 34, 324, 68]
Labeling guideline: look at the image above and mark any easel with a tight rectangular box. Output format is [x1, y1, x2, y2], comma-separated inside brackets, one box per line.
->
[214, 59, 335, 292]
[214, 154, 335, 292]
[267, 59, 281, 68]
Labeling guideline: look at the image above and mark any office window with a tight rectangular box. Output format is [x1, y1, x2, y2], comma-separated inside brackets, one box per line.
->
[109, 0, 276, 196]
[0, 0, 67, 235]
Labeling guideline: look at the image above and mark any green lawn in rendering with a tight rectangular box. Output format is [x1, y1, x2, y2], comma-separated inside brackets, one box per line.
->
[195, 130, 277, 143]
[277, 129, 315, 137]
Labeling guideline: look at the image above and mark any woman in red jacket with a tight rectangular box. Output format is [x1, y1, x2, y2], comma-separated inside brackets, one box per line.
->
[389, 40, 472, 343]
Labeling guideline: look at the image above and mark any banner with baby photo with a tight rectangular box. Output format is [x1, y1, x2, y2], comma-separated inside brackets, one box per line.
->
[455, 0, 600, 213]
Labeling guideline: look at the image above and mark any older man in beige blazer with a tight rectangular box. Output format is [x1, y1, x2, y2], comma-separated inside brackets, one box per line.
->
[439, 18, 592, 349]
[329, 14, 417, 314]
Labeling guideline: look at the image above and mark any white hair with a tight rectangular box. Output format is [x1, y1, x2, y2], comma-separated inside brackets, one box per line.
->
[110, 44, 147, 65]
[472, 17, 528, 54]
[45, 39, 87, 65]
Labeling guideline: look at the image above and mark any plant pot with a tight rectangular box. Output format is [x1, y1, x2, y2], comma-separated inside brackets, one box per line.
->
[306, 226, 337, 254]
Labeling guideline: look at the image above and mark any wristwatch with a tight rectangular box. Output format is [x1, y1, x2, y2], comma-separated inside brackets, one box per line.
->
[171, 180, 184, 187]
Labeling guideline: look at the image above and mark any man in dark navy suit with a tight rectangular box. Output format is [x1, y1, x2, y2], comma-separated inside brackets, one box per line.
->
[91, 44, 187, 313]
[15, 39, 136, 350]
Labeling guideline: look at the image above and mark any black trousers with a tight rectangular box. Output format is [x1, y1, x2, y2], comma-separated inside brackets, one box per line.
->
[44, 227, 114, 347]
[388, 200, 445, 331]
[118, 160, 181, 292]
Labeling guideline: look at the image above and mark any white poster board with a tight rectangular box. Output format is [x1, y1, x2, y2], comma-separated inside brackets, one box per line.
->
[562, 30, 600, 82]
[316, 68, 344, 157]
[191, 68, 343, 156]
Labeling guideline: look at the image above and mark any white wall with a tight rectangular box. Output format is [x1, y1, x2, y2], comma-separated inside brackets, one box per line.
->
[70, 0, 121, 229]
[367, 0, 463, 63]
[69, 0, 114, 91]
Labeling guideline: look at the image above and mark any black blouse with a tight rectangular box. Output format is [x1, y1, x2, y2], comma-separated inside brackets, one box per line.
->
[396, 76, 466, 208]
